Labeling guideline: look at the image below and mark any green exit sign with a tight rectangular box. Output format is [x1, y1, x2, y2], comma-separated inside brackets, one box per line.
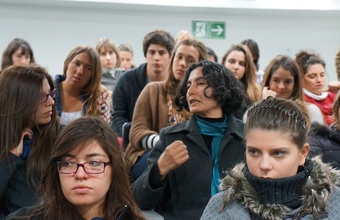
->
[192, 21, 226, 39]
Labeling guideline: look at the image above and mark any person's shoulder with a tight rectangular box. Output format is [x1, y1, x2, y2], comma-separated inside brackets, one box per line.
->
[325, 186, 340, 218]
[308, 122, 330, 136]
[54, 74, 65, 83]
[118, 63, 147, 81]
[160, 119, 191, 134]
[3, 206, 38, 220]
[143, 81, 165, 91]
[202, 190, 248, 220]
[228, 115, 245, 138]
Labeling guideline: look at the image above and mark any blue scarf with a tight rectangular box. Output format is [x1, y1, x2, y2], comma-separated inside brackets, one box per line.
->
[195, 115, 228, 196]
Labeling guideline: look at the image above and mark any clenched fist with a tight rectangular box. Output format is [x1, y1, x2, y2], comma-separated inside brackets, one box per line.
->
[157, 140, 189, 178]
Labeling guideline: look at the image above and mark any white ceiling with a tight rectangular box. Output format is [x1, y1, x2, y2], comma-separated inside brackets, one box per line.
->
[1, 0, 340, 17]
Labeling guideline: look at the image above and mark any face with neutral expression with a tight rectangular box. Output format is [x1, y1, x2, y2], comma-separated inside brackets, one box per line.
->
[35, 78, 55, 126]
[99, 47, 117, 70]
[224, 50, 246, 80]
[12, 47, 31, 65]
[119, 51, 133, 70]
[303, 64, 326, 95]
[59, 141, 112, 217]
[269, 67, 295, 99]
[65, 52, 92, 89]
[145, 44, 171, 75]
[186, 67, 222, 118]
[172, 45, 200, 81]
[246, 129, 309, 179]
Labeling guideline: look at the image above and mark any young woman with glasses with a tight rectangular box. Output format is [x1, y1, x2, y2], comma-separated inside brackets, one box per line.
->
[4, 116, 144, 220]
[0, 64, 60, 216]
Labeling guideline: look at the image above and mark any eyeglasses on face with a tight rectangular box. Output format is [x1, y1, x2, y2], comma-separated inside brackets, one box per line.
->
[57, 161, 111, 174]
[40, 89, 56, 103]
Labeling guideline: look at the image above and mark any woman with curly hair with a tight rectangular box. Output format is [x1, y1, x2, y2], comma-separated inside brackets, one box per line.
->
[125, 38, 207, 181]
[132, 61, 247, 219]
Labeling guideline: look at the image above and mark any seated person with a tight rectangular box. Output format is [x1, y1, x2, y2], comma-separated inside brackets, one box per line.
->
[202, 97, 340, 219]
[296, 50, 335, 125]
[125, 39, 208, 180]
[0, 65, 59, 215]
[307, 92, 340, 169]
[55, 45, 111, 126]
[112, 30, 174, 137]
[4, 116, 144, 220]
[132, 61, 247, 219]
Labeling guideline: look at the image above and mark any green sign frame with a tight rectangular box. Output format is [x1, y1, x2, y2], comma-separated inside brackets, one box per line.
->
[192, 21, 226, 39]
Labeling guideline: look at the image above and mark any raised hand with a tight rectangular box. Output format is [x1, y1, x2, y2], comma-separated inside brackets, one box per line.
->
[10, 128, 33, 157]
[157, 140, 189, 178]
[262, 86, 277, 99]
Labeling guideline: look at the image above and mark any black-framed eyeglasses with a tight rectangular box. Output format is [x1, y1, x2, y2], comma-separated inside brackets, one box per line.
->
[57, 161, 111, 174]
[40, 89, 56, 103]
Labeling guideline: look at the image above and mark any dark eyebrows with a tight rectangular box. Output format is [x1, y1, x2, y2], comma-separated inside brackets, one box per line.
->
[61, 153, 106, 159]
[85, 153, 106, 158]
[187, 76, 205, 85]
[246, 146, 290, 152]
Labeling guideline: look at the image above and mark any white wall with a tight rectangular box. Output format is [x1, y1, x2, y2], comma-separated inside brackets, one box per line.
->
[1, 2, 340, 81]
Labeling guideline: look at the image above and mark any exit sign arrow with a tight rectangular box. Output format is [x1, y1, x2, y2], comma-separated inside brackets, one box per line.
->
[211, 25, 223, 35]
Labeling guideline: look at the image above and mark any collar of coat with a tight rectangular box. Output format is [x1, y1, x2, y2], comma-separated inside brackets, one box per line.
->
[219, 156, 340, 219]
[165, 114, 244, 140]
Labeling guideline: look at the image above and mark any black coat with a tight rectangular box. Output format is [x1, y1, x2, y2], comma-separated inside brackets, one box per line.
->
[307, 122, 340, 169]
[132, 115, 246, 220]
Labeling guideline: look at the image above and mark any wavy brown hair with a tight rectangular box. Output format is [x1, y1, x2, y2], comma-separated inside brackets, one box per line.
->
[63, 45, 104, 116]
[221, 44, 261, 103]
[165, 38, 208, 96]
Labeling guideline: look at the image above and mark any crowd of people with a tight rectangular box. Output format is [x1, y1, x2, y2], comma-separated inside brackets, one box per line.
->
[1, 32, 340, 220]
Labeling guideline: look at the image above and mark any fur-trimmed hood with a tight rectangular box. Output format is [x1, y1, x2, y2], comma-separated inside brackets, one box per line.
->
[309, 122, 340, 142]
[219, 156, 340, 219]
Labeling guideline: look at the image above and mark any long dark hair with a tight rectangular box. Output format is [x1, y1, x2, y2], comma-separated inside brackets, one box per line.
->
[0, 64, 59, 189]
[21, 116, 144, 220]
